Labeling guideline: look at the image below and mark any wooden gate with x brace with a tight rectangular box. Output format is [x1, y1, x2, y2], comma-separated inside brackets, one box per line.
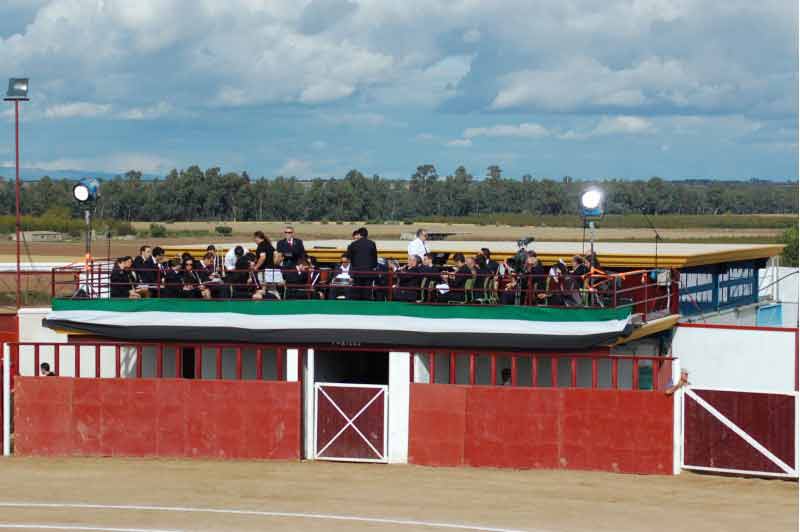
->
[313, 383, 388, 463]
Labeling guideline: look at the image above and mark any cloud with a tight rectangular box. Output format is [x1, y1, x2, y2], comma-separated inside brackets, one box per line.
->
[559, 116, 655, 140]
[464, 122, 550, 139]
[277, 158, 312, 176]
[44, 102, 112, 119]
[414, 132, 437, 142]
[320, 112, 406, 127]
[311, 140, 328, 150]
[462, 28, 481, 43]
[445, 138, 472, 147]
[117, 101, 172, 120]
[7, 152, 175, 173]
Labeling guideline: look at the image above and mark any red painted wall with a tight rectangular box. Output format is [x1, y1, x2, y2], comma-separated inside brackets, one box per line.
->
[409, 384, 674, 474]
[13, 378, 301, 459]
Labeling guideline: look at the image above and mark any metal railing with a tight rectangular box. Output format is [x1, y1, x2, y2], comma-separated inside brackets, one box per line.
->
[50, 262, 678, 318]
[413, 351, 674, 391]
[7, 341, 292, 381]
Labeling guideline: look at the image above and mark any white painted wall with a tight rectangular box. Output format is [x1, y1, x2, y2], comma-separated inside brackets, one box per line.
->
[388, 352, 409, 464]
[672, 325, 796, 392]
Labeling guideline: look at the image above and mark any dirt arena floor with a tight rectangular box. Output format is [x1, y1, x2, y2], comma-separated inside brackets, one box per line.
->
[0, 458, 795, 532]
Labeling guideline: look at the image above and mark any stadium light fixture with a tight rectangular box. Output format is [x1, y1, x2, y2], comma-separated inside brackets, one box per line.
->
[4, 78, 29, 101]
[73, 177, 100, 203]
[580, 187, 604, 219]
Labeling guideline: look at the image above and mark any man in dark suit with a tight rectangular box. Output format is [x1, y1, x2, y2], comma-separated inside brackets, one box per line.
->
[284, 259, 311, 299]
[163, 259, 184, 298]
[437, 253, 473, 302]
[276, 226, 306, 268]
[346, 227, 378, 300]
[394, 255, 424, 301]
[133, 245, 158, 284]
[110, 256, 138, 298]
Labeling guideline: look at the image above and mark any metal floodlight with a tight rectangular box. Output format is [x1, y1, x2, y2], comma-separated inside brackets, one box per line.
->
[4, 78, 29, 100]
[73, 177, 100, 202]
[580, 187, 604, 219]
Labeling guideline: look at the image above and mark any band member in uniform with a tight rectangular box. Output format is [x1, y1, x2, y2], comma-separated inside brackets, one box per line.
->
[182, 258, 210, 299]
[133, 245, 158, 284]
[162, 259, 184, 298]
[206, 244, 224, 275]
[394, 254, 424, 301]
[277, 226, 305, 268]
[110, 256, 142, 298]
[346, 227, 378, 300]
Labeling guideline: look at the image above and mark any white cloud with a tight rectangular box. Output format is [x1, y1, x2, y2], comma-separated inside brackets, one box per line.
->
[464, 122, 550, 139]
[44, 102, 112, 119]
[278, 158, 312, 176]
[559, 116, 655, 140]
[446, 138, 472, 147]
[117, 101, 172, 120]
[10, 152, 175, 173]
[320, 112, 407, 127]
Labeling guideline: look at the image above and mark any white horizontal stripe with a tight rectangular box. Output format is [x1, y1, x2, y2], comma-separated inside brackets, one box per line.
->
[48, 310, 629, 337]
[0, 502, 535, 532]
[0, 525, 179, 532]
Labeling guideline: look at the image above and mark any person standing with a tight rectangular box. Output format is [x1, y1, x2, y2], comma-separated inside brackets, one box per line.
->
[253, 231, 275, 271]
[346, 227, 378, 300]
[276, 226, 305, 268]
[407, 228, 429, 260]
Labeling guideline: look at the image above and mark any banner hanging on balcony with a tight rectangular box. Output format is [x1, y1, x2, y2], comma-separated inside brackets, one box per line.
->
[44, 299, 633, 350]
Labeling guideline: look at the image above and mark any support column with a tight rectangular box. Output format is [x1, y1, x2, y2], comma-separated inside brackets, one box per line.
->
[388, 351, 410, 463]
[301, 348, 315, 459]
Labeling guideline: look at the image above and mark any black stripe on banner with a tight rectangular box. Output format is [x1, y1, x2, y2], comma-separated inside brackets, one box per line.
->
[43, 319, 632, 350]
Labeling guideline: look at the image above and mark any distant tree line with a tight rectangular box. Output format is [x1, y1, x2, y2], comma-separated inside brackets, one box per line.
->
[0, 165, 796, 223]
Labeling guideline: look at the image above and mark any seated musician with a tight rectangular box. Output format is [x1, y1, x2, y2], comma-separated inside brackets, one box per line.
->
[436, 253, 473, 302]
[284, 258, 312, 299]
[110, 256, 145, 299]
[481, 248, 500, 275]
[329, 254, 353, 299]
[566, 255, 589, 305]
[393, 254, 423, 301]
[521, 253, 547, 304]
[546, 259, 568, 305]
[182, 258, 211, 299]
[227, 255, 267, 300]
[499, 258, 519, 305]
[163, 259, 184, 298]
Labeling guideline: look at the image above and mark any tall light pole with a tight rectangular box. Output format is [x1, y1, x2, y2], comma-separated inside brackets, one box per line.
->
[4, 78, 29, 309]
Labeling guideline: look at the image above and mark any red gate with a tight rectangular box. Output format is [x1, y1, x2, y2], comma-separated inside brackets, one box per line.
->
[683, 388, 799, 478]
[314, 383, 387, 462]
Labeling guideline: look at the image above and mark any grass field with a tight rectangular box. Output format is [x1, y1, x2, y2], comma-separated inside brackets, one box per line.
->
[0, 458, 795, 532]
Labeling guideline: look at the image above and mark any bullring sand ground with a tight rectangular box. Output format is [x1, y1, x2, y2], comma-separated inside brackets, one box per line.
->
[0, 458, 795, 531]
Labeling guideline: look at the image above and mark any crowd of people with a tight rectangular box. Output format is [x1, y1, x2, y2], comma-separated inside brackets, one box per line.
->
[108, 226, 606, 306]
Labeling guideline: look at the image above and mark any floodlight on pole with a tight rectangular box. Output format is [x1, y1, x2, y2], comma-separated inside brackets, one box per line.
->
[5, 78, 29, 308]
[72, 177, 100, 282]
[579, 187, 604, 258]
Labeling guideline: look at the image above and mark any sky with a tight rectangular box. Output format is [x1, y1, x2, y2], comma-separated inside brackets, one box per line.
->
[0, 0, 797, 181]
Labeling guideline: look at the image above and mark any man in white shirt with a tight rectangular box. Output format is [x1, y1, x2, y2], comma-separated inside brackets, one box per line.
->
[224, 244, 249, 271]
[407, 228, 429, 260]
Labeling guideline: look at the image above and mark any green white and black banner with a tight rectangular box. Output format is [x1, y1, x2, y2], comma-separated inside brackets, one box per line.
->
[44, 299, 633, 350]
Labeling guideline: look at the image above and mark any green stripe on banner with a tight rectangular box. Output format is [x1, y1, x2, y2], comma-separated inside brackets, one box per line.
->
[52, 298, 630, 322]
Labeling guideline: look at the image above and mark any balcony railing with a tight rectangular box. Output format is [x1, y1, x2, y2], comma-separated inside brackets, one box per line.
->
[49, 262, 678, 319]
